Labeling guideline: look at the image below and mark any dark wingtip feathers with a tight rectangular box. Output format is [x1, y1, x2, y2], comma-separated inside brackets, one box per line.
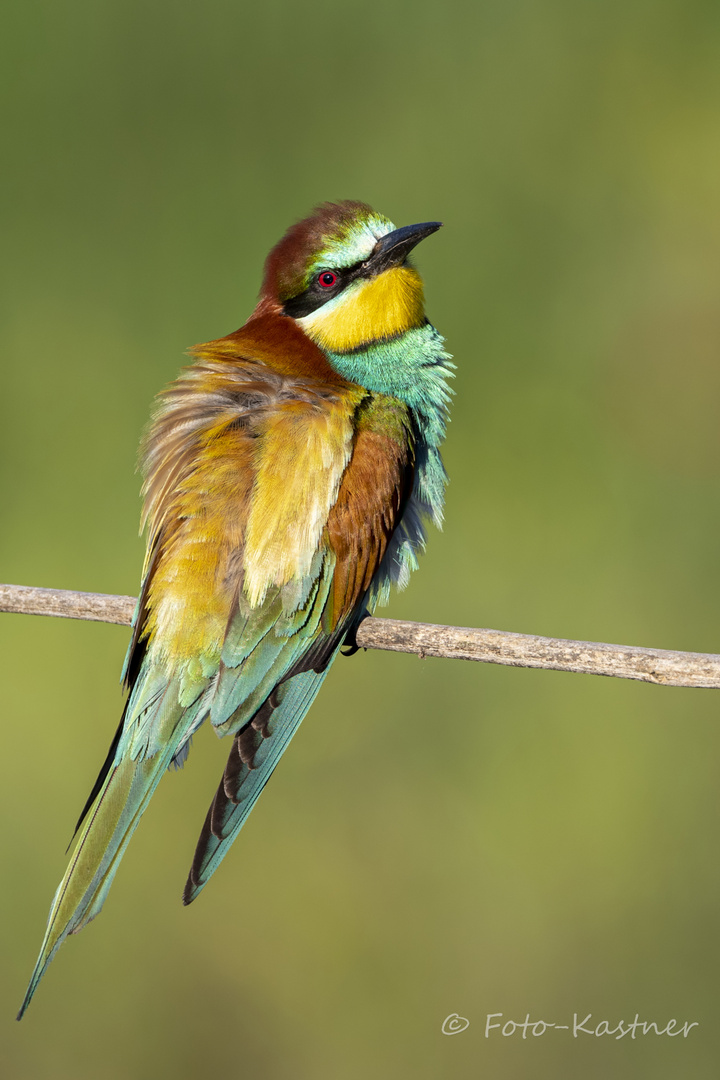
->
[182, 878, 198, 906]
[182, 690, 283, 905]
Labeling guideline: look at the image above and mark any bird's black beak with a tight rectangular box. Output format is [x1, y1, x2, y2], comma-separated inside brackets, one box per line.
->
[363, 221, 442, 276]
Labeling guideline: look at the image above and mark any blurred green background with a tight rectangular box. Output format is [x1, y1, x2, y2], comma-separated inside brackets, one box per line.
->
[2, 0, 720, 1076]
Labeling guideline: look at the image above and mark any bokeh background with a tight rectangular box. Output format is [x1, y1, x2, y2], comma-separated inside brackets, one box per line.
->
[2, 1, 720, 1076]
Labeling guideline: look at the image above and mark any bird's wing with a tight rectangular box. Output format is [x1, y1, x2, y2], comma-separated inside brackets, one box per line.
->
[183, 391, 416, 902]
[183, 635, 334, 903]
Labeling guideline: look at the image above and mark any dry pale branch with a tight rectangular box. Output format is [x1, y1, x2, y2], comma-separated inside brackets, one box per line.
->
[1, 582, 718, 690]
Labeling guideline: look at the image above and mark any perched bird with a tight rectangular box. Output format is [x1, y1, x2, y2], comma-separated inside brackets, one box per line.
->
[18, 200, 452, 1017]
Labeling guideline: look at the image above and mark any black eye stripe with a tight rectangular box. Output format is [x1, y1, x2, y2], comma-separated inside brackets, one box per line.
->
[283, 263, 362, 318]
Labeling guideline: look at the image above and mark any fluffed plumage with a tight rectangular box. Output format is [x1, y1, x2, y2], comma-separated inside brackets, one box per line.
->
[18, 200, 452, 1017]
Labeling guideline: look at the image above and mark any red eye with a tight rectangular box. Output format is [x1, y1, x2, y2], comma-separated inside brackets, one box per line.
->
[318, 271, 337, 288]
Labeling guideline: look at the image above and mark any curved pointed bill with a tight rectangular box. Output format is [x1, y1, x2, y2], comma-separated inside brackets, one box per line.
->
[363, 221, 442, 276]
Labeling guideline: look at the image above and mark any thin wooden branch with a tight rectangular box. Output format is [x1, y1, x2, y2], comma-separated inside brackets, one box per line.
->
[1, 582, 718, 689]
[0, 584, 136, 625]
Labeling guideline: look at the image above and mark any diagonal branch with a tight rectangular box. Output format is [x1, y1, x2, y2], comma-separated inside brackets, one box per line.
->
[0, 582, 718, 690]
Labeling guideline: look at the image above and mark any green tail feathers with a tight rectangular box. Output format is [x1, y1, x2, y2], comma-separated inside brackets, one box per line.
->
[18, 582, 346, 1016]
[17, 740, 179, 1019]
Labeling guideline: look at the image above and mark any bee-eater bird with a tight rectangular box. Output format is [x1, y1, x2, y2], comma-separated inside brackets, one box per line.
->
[18, 200, 451, 1017]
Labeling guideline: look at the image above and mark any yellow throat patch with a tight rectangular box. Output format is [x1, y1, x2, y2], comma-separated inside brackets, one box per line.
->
[299, 266, 426, 353]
